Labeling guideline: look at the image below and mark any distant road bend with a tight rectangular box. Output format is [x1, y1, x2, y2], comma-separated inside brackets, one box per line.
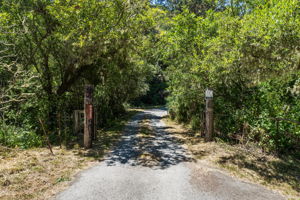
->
[55, 108, 285, 200]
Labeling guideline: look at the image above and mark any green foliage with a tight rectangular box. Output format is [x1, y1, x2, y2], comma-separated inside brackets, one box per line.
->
[0, 0, 158, 147]
[160, 0, 300, 153]
[0, 0, 299, 154]
[0, 122, 42, 149]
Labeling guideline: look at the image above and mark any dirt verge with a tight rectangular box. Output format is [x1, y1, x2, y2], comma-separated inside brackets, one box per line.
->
[0, 146, 95, 200]
[163, 117, 300, 200]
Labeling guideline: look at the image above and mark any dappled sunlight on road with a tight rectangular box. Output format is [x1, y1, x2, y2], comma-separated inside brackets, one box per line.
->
[104, 109, 194, 169]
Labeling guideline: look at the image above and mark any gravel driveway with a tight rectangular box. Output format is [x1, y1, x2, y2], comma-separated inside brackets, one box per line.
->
[55, 108, 285, 200]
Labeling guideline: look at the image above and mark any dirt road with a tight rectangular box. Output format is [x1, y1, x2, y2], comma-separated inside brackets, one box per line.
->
[55, 108, 285, 200]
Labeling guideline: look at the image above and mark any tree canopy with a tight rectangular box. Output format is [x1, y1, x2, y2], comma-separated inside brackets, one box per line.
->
[1, 0, 299, 153]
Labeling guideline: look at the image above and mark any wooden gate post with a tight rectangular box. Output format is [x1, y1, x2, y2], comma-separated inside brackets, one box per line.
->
[84, 85, 94, 148]
[205, 89, 214, 141]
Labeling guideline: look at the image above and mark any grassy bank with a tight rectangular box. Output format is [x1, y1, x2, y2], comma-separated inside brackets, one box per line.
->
[0, 110, 139, 200]
[0, 146, 94, 200]
[163, 117, 300, 200]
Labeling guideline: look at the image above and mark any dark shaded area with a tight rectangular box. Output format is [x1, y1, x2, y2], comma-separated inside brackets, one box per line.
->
[104, 109, 194, 169]
[131, 75, 167, 106]
[217, 153, 300, 193]
[74, 110, 139, 160]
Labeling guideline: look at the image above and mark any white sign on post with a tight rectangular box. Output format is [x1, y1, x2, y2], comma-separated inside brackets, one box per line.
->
[205, 89, 213, 99]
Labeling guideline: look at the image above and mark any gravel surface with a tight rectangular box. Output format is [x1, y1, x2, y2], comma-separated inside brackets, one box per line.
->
[55, 108, 285, 200]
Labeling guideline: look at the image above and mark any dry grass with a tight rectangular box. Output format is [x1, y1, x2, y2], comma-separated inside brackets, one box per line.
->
[163, 117, 300, 200]
[0, 146, 95, 200]
[137, 119, 154, 139]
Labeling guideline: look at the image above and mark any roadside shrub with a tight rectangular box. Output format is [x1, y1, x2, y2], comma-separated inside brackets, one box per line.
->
[0, 123, 42, 149]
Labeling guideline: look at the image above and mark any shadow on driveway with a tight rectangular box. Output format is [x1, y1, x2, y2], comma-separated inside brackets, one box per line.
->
[104, 109, 194, 169]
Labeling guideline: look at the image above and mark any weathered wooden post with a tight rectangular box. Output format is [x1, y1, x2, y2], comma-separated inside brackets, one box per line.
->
[205, 88, 214, 141]
[84, 85, 94, 148]
[74, 110, 80, 135]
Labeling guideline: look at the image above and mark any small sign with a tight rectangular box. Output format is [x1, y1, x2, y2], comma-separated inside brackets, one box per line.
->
[205, 89, 213, 99]
[88, 104, 93, 119]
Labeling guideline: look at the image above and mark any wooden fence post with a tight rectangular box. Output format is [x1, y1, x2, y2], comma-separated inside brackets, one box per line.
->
[84, 85, 94, 148]
[205, 89, 214, 141]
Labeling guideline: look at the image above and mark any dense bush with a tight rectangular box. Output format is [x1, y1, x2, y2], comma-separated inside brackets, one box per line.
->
[0, 0, 158, 147]
[0, 0, 299, 154]
[0, 122, 42, 149]
[160, 0, 300, 153]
